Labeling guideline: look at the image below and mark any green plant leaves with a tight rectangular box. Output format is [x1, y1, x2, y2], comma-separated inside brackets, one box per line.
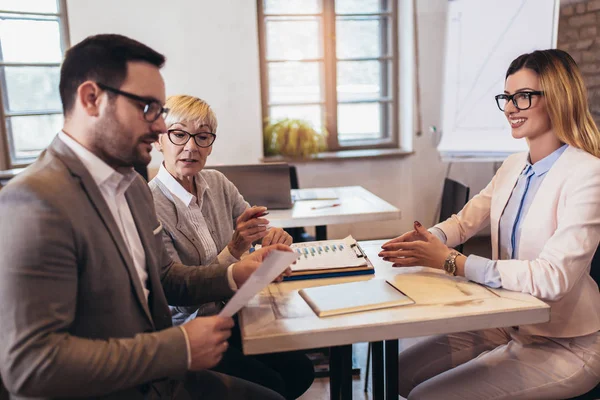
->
[263, 118, 328, 157]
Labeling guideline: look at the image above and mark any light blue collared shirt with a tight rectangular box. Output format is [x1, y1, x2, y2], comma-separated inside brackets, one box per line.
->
[433, 144, 568, 287]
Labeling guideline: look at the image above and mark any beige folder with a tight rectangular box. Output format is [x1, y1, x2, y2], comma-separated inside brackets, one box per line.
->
[299, 279, 414, 317]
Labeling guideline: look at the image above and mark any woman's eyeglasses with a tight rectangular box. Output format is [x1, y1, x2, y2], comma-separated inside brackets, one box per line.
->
[167, 129, 217, 148]
[494, 91, 544, 111]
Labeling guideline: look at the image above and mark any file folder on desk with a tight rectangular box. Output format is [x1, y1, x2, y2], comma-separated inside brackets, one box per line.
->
[299, 279, 414, 317]
[284, 236, 374, 281]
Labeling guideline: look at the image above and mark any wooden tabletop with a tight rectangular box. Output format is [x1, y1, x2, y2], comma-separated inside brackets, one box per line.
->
[266, 186, 401, 229]
[239, 240, 550, 355]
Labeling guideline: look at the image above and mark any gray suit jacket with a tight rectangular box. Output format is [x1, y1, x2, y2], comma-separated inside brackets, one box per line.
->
[0, 137, 234, 399]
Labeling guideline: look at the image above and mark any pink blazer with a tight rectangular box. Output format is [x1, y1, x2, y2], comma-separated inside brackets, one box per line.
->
[436, 145, 600, 338]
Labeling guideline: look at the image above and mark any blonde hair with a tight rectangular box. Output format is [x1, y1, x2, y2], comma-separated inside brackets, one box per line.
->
[164, 94, 218, 133]
[506, 49, 600, 157]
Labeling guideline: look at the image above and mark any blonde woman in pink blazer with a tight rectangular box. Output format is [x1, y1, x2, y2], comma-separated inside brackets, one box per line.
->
[379, 49, 600, 399]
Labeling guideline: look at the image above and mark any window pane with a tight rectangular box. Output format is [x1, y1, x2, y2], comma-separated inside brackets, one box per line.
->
[338, 60, 388, 101]
[8, 114, 62, 161]
[0, 18, 63, 63]
[0, 0, 58, 13]
[269, 105, 322, 132]
[266, 18, 321, 60]
[336, 17, 383, 59]
[263, 0, 320, 14]
[335, 0, 384, 14]
[269, 62, 322, 103]
[4, 66, 61, 112]
[338, 102, 388, 141]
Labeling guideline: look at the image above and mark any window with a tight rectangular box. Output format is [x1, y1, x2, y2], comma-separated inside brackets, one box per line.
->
[257, 0, 398, 153]
[0, 0, 69, 169]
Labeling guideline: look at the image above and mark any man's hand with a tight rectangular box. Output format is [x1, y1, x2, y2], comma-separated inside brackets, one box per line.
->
[228, 206, 270, 259]
[231, 244, 294, 287]
[261, 227, 293, 246]
[181, 316, 234, 370]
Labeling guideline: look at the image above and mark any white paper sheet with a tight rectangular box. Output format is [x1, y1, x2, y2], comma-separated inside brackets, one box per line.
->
[219, 250, 298, 317]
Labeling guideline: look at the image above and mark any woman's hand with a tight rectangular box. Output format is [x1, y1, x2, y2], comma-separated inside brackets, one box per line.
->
[381, 223, 430, 247]
[378, 221, 452, 269]
[228, 206, 270, 259]
[261, 227, 293, 247]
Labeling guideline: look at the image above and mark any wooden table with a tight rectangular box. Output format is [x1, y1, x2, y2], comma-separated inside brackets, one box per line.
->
[267, 186, 401, 240]
[239, 240, 550, 399]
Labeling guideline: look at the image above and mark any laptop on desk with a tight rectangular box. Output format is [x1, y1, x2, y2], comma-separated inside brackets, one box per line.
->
[205, 163, 294, 209]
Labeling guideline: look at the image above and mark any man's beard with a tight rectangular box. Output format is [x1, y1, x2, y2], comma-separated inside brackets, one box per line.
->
[91, 104, 156, 168]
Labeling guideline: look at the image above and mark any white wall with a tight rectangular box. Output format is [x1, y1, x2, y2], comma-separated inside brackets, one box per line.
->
[67, 0, 264, 166]
[66, 0, 495, 240]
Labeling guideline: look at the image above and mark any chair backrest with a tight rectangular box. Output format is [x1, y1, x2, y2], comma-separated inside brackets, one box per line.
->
[0, 375, 8, 400]
[289, 165, 299, 190]
[439, 178, 470, 223]
[134, 163, 148, 181]
[590, 245, 600, 288]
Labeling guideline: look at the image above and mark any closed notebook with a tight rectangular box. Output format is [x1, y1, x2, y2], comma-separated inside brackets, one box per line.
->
[299, 279, 414, 317]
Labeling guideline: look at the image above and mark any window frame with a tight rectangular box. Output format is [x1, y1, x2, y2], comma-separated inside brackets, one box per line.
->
[0, 0, 70, 170]
[257, 0, 399, 153]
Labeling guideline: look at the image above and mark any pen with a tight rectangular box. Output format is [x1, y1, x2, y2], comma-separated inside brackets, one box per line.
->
[311, 203, 341, 210]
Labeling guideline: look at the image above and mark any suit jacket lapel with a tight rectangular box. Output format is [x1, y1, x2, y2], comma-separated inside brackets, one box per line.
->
[126, 188, 166, 328]
[48, 137, 154, 325]
[516, 146, 572, 257]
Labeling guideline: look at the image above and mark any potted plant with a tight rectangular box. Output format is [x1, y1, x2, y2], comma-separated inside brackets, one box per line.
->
[263, 118, 328, 158]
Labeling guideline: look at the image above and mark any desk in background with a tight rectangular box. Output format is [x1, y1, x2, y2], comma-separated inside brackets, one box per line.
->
[268, 186, 400, 240]
[239, 239, 550, 400]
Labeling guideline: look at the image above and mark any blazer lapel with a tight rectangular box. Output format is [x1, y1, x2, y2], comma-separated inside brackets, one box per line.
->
[48, 137, 154, 325]
[125, 188, 160, 328]
[515, 146, 572, 257]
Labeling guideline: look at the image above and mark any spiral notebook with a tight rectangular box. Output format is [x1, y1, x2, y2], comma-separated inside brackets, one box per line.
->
[285, 236, 375, 281]
[299, 279, 414, 317]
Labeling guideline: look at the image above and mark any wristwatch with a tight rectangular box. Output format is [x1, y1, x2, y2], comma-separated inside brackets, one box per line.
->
[443, 251, 460, 276]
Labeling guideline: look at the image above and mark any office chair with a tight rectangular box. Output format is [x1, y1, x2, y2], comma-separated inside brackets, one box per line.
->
[439, 178, 470, 253]
[133, 163, 149, 182]
[0, 375, 8, 400]
[567, 245, 600, 400]
[285, 165, 315, 243]
[364, 178, 471, 392]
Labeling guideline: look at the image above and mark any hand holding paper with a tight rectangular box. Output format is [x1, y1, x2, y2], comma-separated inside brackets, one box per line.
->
[220, 248, 298, 317]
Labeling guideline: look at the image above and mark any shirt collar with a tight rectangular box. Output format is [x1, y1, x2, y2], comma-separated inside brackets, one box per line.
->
[156, 163, 209, 207]
[58, 131, 137, 194]
[526, 144, 568, 177]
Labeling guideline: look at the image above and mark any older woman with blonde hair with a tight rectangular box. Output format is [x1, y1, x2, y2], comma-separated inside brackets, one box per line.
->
[380, 49, 600, 399]
[149, 95, 313, 399]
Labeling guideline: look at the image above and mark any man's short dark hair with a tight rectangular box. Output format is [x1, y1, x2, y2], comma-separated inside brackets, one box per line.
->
[59, 34, 166, 116]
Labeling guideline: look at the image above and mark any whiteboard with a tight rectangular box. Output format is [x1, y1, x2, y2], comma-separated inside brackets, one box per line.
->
[438, 0, 559, 159]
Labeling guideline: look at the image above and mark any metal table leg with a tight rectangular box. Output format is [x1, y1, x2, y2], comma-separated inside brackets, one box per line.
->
[329, 345, 352, 400]
[316, 225, 327, 240]
[372, 341, 384, 399]
[385, 339, 399, 400]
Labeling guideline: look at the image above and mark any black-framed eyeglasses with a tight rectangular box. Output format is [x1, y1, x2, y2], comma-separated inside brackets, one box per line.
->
[494, 91, 544, 111]
[167, 129, 217, 148]
[96, 82, 169, 122]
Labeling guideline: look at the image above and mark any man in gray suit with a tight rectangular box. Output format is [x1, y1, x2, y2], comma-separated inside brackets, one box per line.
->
[0, 34, 288, 399]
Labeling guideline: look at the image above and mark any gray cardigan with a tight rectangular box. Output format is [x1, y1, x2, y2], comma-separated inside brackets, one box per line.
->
[149, 169, 249, 324]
